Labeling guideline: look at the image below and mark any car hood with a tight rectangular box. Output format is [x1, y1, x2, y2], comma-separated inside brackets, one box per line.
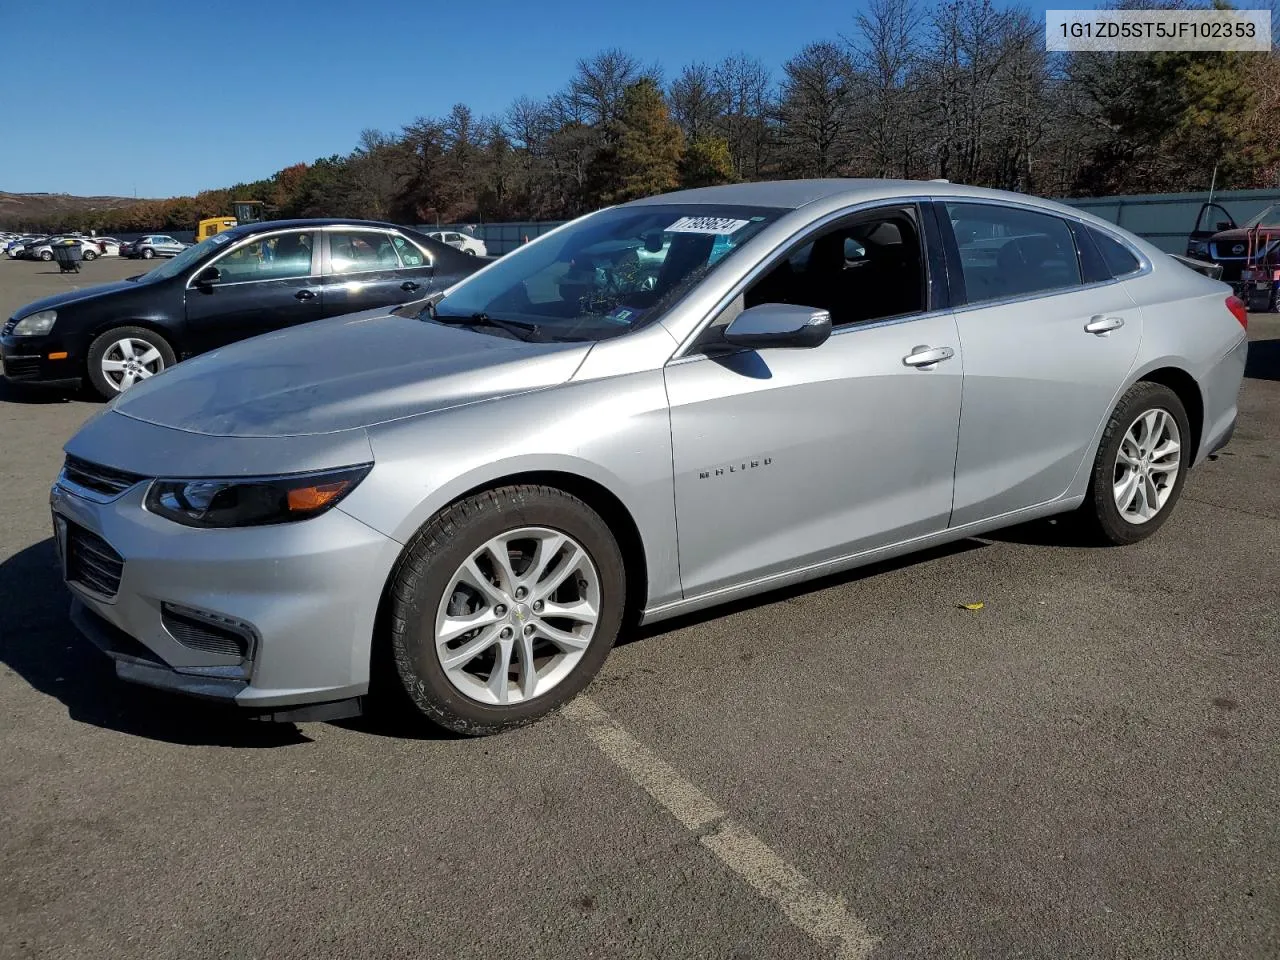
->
[10, 279, 143, 318]
[110, 309, 593, 438]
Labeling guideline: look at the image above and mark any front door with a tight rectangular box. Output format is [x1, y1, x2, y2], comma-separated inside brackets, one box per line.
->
[665, 205, 964, 599]
[183, 229, 322, 353]
[1188, 202, 1236, 254]
[940, 201, 1143, 527]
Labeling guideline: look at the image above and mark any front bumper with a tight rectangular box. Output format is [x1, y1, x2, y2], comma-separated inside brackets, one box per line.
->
[1, 334, 82, 385]
[51, 478, 403, 710]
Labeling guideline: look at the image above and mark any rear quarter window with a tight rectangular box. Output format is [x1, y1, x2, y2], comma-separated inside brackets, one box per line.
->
[1089, 228, 1142, 277]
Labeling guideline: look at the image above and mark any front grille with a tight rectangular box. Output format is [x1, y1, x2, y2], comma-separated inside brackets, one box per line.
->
[2, 356, 41, 380]
[61, 455, 146, 498]
[161, 604, 252, 660]
[66, 523, 124, 598]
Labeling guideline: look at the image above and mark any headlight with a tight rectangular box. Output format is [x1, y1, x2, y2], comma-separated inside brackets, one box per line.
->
[1191, 241, 1209, 255]
[144, 465, 371, 528]
[12, 309, 56, 336]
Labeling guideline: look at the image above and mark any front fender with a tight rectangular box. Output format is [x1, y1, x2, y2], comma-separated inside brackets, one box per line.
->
[338, 369, 682, 609]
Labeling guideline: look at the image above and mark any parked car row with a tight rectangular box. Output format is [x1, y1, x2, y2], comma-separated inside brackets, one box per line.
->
[4, 233, 122, 260]
[6, 184, 1249, 737]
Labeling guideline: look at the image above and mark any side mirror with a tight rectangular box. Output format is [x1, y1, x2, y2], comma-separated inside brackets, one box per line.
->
[1216, 220, 1235, 231]
[194, 266, 221, 286]
[723, 303, 832, 350]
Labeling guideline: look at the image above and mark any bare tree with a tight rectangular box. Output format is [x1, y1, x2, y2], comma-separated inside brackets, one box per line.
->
[669, 62, 724, 141]
[778, 42, 856, 178]
[712, 53, 775, 178]
[848, 0, 921, 177]
[564, 49, 659, 129]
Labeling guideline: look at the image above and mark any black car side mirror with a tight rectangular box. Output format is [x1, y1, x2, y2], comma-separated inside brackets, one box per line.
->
[723, 303, 832, 349]
[194, 266, 221, 286]
[1216, 220, 1235, 231]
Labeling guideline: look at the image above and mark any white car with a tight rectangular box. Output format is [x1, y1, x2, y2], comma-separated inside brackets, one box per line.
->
[25, 237, 110, 261]
[84, 237, 121, 257]
[426, 230, 487, 257]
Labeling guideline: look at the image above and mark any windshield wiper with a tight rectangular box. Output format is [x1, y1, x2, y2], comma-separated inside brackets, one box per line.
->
[432, 311, 544, 342]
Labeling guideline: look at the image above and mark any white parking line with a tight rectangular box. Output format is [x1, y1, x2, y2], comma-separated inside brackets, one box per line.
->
[562, 697, 880, 960]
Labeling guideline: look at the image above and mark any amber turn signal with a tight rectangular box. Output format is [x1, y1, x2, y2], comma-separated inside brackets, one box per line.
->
[47, 351, 68, 360]
[286, 480, 353, 512]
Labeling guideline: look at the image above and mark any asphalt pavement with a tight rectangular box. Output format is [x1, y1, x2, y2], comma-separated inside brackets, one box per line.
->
[1, 255, 1277, 959]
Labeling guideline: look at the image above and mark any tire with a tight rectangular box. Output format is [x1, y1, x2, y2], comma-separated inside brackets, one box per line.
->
[386, 484, 626, 735]
[1079, 381, 1191, 545]
[141, 248, 154, 259]
[40, 250, 52, 261]
[466, 249, 477, 256]
[85, 326, 176, 399]
[82, 249, 97, 261]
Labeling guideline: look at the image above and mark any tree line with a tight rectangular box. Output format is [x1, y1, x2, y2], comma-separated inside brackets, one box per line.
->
[12, 0, 1280, 235]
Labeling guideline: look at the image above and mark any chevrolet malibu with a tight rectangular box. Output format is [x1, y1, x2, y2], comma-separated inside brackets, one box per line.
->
[51, 180, 1248, 735]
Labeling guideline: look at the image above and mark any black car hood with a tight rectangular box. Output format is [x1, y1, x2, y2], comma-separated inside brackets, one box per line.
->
[9, 278, 145, 318]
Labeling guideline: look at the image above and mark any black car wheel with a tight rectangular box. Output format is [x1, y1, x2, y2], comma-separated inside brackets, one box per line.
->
[86, 326, 176, 398]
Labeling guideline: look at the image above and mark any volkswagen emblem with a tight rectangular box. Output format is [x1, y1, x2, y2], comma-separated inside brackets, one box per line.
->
[1233, 244, 1246, 255]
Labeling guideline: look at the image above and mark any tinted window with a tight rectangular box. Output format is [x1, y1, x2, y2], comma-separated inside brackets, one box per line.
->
[946, 203, 1081, 303]
[743, 208, 925, 327]
[214, 232, 315, 282]
[1090, 228, 1141, 277]
[328, 230, 401, 274]
[392, 235, 428, 267]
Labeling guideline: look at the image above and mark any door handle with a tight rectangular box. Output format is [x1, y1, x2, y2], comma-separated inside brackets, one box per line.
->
[902, 345, 955, 369]
[295, 289, 316, 301]
[1084, 315, 1124, 335]
[401, 280, 420, 292]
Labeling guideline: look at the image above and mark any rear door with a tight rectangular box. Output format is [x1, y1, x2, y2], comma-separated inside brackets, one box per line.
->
[183, 229, 322, 352]
[940, 200, 1143, 527]
[319, 228, 422, 317]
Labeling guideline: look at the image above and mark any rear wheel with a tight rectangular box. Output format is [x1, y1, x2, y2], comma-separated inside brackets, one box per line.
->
[1080, 381, 1190, 544]
[385, 485, 625, 735]
[40, 250, 52, 261]
[85, 326, 175, 398]
[141, 247, 154, 259]
[82, 249, 97, 261]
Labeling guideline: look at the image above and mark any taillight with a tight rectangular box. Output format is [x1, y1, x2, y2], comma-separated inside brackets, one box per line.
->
[1226, 295, 1248, 330]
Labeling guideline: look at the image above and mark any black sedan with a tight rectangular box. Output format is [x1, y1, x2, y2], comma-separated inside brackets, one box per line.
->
[1, 219, 485, 398]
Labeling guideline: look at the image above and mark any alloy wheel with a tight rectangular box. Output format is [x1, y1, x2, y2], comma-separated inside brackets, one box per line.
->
[1113, 408, 1181, 524]
[434, 526, 600, 705]
[100, 337, 165, 391]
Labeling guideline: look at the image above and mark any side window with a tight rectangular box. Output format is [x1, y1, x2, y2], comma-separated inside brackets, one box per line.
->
[740, 208, 925, 328]
[946, 203, 1081, 303]
[214, 232, 315, 283]
[1089, 228, 1141, 278]
[392, 235, 429, 267]
[328, 230, 402, 274]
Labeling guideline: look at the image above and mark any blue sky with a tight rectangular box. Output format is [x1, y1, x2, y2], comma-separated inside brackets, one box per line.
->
[0, 0, 1062, 198]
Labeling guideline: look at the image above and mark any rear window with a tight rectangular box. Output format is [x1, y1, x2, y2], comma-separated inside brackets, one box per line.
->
[1089, 228, 1141, 277]
[946, 202, 1081, 303]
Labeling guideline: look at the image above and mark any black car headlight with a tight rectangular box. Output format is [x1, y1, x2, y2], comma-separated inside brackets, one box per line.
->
[144, 465, 371, 528]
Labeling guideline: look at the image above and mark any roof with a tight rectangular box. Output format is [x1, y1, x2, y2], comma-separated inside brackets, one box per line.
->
[224, 217, 408, 235]
[625, 179, 1080, 215]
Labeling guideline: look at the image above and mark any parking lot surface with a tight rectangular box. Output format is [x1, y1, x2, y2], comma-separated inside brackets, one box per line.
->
[1, 256, 1277, 959]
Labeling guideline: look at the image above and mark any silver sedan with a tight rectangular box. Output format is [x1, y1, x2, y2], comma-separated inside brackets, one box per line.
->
[51, 180, 1248, 734]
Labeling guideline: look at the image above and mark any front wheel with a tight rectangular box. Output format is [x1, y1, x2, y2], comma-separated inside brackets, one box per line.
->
[1079, 381, 1190, 545]
[85, 326, 176, 398]
[386, 485, 625, 735]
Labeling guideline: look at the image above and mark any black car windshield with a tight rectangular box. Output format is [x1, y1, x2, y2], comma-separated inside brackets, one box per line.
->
[433, 204, 783, 341]
[1243, 204, 1280, 229]
[140, 232, 235, 281]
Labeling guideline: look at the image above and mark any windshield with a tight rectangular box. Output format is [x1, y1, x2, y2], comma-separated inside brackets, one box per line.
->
[1243, 204, 1280, 229]
[434, 204, 783, 341]
[141, 231, 235, 281]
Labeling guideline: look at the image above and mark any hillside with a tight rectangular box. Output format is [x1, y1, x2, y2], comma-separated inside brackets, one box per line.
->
[0, 191, 153, 229]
